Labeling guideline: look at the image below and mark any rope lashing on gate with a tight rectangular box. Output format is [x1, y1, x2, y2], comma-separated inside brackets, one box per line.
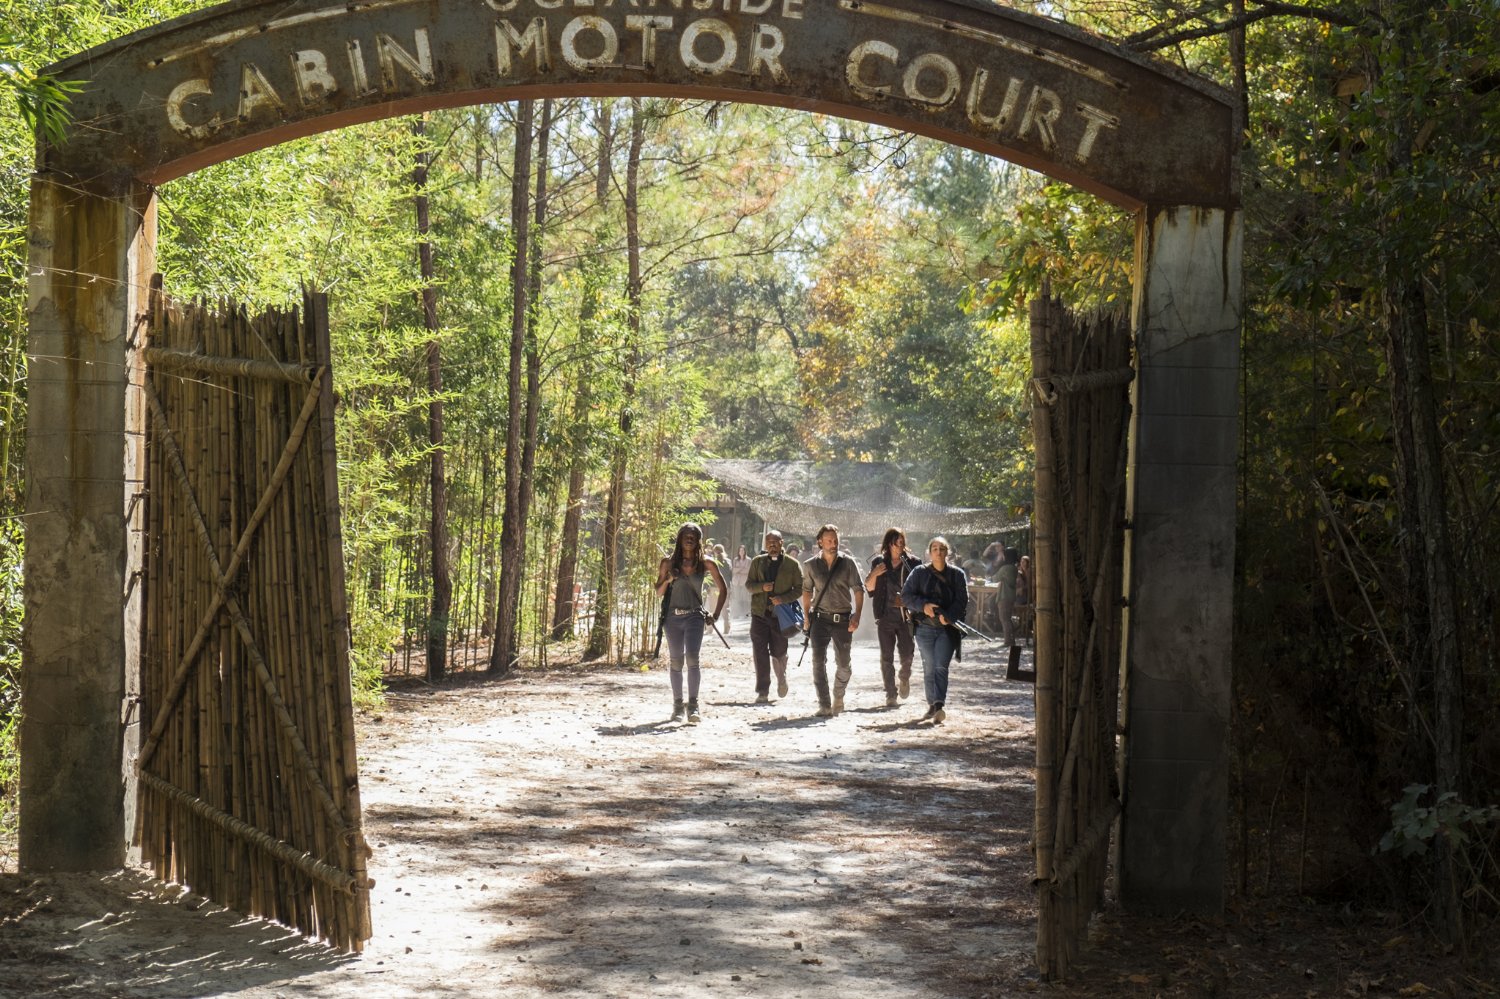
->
[1030, 366, 1135, 406]
[138, 770, 372, 895]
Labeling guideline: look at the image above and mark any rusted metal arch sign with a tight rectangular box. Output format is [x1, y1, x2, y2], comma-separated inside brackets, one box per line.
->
[43, 0, 1235, 208]
[25, 0, 1242, 923]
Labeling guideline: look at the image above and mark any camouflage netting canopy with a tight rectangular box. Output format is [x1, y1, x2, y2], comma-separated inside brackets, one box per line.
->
[701, 460, 1029, 541]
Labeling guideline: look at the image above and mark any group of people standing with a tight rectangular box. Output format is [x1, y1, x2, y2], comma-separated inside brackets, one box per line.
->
[654, 522, 975, 725]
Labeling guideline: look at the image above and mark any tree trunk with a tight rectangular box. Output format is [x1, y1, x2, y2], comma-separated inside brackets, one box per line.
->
[1374, 10, 1464, 942]
[489, 100, 535, 676]
[414, 113, 450, 683]
[1386, 272, 1465, 941]
[595, 99, 613, 204]
[515, 99, 552, 655]
[551, 276, 600, 641]
[480, 445, 497, 638]
[585, 99, 644, 661]
[556, 98, 613, 642]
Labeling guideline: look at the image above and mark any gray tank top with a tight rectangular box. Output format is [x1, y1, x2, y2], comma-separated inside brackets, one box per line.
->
[668, 567, 707, 611]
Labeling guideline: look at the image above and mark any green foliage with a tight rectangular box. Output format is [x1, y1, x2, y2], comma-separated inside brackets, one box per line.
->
[0, 518, 20, 841]
[786, 141, 1034, 511]
[967, 180, 1132, 322]
[1379, 783, 1500, 931]
[0, 39, 83, 147]
[1221, 3, 1500, 941]
[1380, 784, 1500, 859]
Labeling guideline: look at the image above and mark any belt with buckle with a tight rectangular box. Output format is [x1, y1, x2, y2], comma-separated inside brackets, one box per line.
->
[815, 611, 848, 623]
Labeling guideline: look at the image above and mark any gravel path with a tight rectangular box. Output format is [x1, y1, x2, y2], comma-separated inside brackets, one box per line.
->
[1, 629, 1041, 998]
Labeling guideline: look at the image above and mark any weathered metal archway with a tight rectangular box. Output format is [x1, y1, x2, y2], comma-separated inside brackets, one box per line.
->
[23, 0, 1240, 925]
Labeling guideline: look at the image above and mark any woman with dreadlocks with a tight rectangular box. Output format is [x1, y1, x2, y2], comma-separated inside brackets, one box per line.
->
[655, 522, 727, 724]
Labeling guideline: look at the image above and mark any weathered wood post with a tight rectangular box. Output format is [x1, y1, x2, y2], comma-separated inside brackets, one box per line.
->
[22, 176, 154, 869]
[1117, 206, 1242, 911]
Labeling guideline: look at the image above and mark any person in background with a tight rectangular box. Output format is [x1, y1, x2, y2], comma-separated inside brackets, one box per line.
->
[710, 542, 732, 633]
[902, 536, 968, 724]
[982, 539, 1005, 576]
[655, 523, 727, 724]
[744, 530, 803, 704]
[729, 543, 753, 629]
[801, 524, 864, 717]
[995, 546, 1019, 647]
[1014, 553, 1033, 644]
[865, 527, 920, 707]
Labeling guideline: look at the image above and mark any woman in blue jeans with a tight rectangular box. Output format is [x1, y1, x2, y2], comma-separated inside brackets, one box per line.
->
[655, 522, 727, 724]
[901, 536, 968, 724]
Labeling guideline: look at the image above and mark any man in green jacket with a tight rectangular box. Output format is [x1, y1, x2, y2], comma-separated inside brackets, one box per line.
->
[745, 530, 803, 704]
[995, 546, 1019, 647]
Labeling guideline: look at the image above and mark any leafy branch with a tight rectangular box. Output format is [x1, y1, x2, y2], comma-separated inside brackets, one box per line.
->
[1, 36, 84, 146]
[1124, 1, 1362, 52]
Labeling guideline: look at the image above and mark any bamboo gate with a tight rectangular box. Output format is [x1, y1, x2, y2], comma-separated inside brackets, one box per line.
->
[137, 282, 372, 951]
[1030, 291, 1133, 980]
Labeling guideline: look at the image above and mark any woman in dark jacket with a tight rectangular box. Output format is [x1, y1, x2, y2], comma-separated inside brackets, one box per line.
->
[901, 536, 968, 724]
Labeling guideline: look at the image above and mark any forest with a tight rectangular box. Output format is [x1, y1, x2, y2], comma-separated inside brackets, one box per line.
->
[2, 0, 1497, 967]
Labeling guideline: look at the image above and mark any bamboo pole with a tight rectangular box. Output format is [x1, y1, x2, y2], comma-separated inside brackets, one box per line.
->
[251, 312, 285, 922]
[291, 305, 335, 942]
[311, 293, 372, 947]
[1031, 292, 1062, 978]
[272, 306, 317, 938]
[143, 346, 318, 385]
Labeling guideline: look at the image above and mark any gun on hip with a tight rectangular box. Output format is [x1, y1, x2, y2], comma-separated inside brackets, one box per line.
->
[652, 590, 669, 658]
[795, 566, 835, 670]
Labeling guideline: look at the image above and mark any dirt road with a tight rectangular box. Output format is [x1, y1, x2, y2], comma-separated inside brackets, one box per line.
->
[1, 630, 1044, 998]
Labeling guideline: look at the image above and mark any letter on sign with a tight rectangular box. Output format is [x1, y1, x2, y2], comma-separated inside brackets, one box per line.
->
[847, 40, 898, 99]
[680, 19, 737, 76]
[497, 19, 552, 76]
[561, 16, 619, 70]
[167, 78, 221, 139]
[237, 64, 285, 121]
[377, 29, 435, 90]
[291, 49, 338, 105]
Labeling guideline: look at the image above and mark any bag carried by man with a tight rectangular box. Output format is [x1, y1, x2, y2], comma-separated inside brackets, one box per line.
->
[773, 599, 805, 638]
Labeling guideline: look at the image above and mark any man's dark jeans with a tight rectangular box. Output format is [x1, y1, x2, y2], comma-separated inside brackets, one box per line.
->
[876, 610, 914, 697]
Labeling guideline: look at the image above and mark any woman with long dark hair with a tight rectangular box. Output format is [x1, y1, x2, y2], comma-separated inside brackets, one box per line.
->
[655, 522, 727, 723]
[864, 527, 920, 707]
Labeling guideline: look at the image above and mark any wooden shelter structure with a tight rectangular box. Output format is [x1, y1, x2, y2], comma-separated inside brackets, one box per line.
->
[701, 459, 1029, 544]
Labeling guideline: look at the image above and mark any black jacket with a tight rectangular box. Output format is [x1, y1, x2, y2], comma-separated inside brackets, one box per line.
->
[867, 551, 921, 618]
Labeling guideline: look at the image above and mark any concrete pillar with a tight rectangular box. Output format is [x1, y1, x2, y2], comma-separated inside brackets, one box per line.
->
[21, 176, 154, 871]
[1118, 206, 1241, 912]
